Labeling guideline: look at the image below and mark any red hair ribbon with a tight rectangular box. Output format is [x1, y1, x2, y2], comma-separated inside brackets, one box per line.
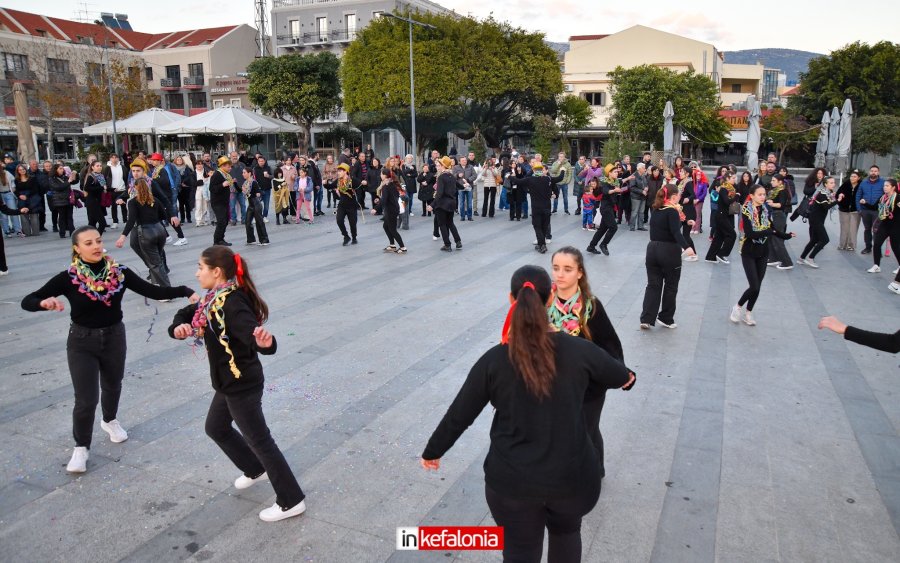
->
[500, 281, 537, 344]
[234, 253, 244, 286]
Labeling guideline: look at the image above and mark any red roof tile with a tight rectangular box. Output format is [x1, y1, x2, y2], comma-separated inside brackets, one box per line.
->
[569, 35, 608, 41]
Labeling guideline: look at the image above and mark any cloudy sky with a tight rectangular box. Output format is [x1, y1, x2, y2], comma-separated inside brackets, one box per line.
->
[5, 0, 896, 54]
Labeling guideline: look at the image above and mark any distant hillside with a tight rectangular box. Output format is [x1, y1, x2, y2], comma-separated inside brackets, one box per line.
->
[546, 41, 570, 59]
[724, 49, 823, 85]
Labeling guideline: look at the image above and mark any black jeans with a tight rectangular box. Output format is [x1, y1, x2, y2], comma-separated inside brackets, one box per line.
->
[178, 187, 195, 222]
[245, 198, 269, 244]
[482, 186, 496, 217]
[705, 213, 736, 260]
[681, 222, 695, 251]
[589, 207, 617, 248]
[435, 208, 461, 246]
[110, 193, 128, 224]
[0, 231, 5, 271]
[738, 253, 768, 310]
[532, 211, 551, 246]
[57, 205, 75, 237]
[873, 221, 900, 270]
[509, 187, 525, 220]
[67, 322, 127, 448]
[768, 211, 793, 266]
[485, 479, 600, 563]
[860, 208, 878, 251]
[130, 223, 170, 286]
[336, 206, 357, 239]
[801, 213, 829, 259]
[205, 389, 305, 509]
[382, 214, 404, 247]
[212, 202, 230, 243]
[640, 241, 682, 325]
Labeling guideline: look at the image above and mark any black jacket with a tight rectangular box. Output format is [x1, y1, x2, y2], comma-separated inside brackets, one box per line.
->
[351, 160, 370, 190]
[433, 171, 458, 212]
[376, 181, 401, 218]
[209, 170, 232, 207]
[681, 181, 697, 221]
[836, 180, 859, 213]
[253, 163, 273, 191]
[417, 170, 435, 201]
[365, 165, 382, 194]
[401, 164, 418, 193]
[509, 173, 562, 213]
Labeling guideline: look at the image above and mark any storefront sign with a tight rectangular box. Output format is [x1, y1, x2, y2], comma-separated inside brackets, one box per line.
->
[720, 109, 772, 130]
[211, 78, 250, 95]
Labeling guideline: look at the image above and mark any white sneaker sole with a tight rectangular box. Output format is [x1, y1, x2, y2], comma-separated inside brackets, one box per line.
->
[100, 420, 128, 443]
[259, 500, 306, 522]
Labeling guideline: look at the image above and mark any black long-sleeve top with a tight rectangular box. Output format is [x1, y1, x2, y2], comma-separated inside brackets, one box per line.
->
[422, 333, 634, 498]
[714, 187, 737, 215]
[740, 204, 792, 257]
[122, 198, 168, 236]
[836, 181, 859, 213]
[22, 262, 194, 328]
[508, 173, 562, 213]
[375, 182, 401, 218]
[768, 185, 791, 214]
[649, 207, 690, 248]
[416, 171, 435, 201]
[82, 174, 105, 213]
[433, 172, 458, 212]
[169, 290, 277, 395]
[209, 170, 231, 206]
[598, 181, 620, 210]
[253, 164, 273, 191]
[681, 182, 697, 221]
[809, 190, 838, 218]
[844, 326, 900, 354]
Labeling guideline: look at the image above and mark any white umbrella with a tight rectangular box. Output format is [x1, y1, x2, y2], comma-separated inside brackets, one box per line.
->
[826, 106, 840, 173]
[156, 107, 300, 135]
[835, 98, 853, 174]
[116, 108, 186, 134]
[745, 95, 761, 174]
[663, 101, 674, 166]
[814, 111, 829, 169]
[82, 119, 115, 135]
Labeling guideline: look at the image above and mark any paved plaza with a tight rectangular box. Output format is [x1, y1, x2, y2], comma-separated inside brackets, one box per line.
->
[0, 202, 898, 562]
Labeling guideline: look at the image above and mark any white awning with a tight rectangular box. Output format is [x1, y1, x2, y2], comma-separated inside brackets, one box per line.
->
[727, 130, 748, 144]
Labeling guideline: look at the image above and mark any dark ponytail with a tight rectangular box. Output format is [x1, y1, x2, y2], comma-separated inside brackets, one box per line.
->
[200, 246, 269, 324]
[507, 265, 555, 400]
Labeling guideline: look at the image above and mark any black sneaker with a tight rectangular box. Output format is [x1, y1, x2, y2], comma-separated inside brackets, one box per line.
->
[455, 241, 462, 249]
[861, 248, 872, 255]
[440, 245, 452, 252]
[342, 236, 351, 246]
[351, 238, 358, 244]
[586, 246, 601, 254]
[599, 245, 610, 256]
[215, 240, 232, 246]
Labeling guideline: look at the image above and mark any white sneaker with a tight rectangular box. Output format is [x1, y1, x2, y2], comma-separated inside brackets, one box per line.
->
[867, 265, 881, 273]
[640, 323, 651, 330]
[100, 419, 128, 443]
[894, 268, 899, 275]
[259, 500, 306, 522]
[776, 264, 794, 270]
[730, 305, 741, 323]
[111, 222, 118, 229]
[684, 255, 699, 262]
[796, 258, 806, 265]
[67, 446, 89, 473]
[889, 282, 900, 295]
[234, 471, 268, 490]
[532, 239, 538, 245]
[804, 258, 819, 268]
[767, 261, 780, 267]
[742, 310, 756, 326]
[173, 238, 188, 246]
[165, 236, 172, 244]
[716, 256, 730, 265]
[263, 217, 269, 223]
[657, 319, 677, 329]
[0, 269, 8, 276]
[432, 235, 439, 241]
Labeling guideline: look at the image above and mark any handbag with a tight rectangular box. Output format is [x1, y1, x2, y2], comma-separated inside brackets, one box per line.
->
[100, 191, 113, 208]
[728, 200, 741, 215]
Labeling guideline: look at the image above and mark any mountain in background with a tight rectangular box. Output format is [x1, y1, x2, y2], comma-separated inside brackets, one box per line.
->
[723, 49, 824, 85]
[547, 41, 570, 59]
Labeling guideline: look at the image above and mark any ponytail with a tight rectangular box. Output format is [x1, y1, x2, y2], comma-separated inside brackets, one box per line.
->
[504, 265, 555, 400]
[652, 185, 671, 210]
[200, 246, 269, 324]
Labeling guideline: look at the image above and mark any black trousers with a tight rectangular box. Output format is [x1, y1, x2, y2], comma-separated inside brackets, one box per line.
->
[382, 213, 404, 247]
[768, 211, 793, 266]
[57, 205, 75, 237]
[482, 186, 496, 217]
[584, 391, 606, 477]
[509, 187, 525, 220]
[130, 223, 170, 286]
[860, 208, 878, 251]
[435, 207, 461, 246]
[67, 322, 127, 448]
[616, 194, 631, 223]
[205, 389, 305, 509]
[682, 222, 695, 251]
[0, 231, 5, 271]
[738, 253, 768, 311]
[705, 213, 737, 260]
[801, 213, 829, 259]
[212, 202, 230, 243]
[87, 206, 107, 235]
[873, 221, 900, 272]
[336, 206, 357, 239]
[532, 211, 551, 246]
[110, 196, 127, 224]
[485, 478, 600, 563]
[178, 187, 195, 222]
[589, 207, 617, 248]
[245, 199, 269, 244]
[640, 241, 682, 325]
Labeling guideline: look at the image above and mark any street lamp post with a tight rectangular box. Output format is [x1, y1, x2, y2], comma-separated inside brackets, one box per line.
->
[381, 13, 435, 166]
[95, 21, 119, 155]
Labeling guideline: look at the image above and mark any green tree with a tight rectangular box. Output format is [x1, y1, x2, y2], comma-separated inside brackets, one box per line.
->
[608, 65, 729, 148]
[854, 115, 900, 156]
[341, 12, 562, 153]
[468, 130, 488, 163]
[530, 115, 560, 158]
[556, 94, 592, 145]
[789, 42, 900, 121]
[601, 134, 645, 164]
[248, 52, 342, 153]
[761, 109, 818, 165]
[84, 58, 159, 123]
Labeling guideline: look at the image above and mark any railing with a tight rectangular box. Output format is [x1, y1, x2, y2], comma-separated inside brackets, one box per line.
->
[276, 34, 303, 45]
[48, 72, 76, 84]
[183, 76, 204, 87]
[160, 77, 181, 88]
[276, 29, 357, 47]
[273, 0, 340, 8]
[5, 69, 36, 81]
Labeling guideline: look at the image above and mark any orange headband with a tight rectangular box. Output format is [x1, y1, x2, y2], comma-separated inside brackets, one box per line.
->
[500, 282, 537, 344]
[234, 253, 244, 286]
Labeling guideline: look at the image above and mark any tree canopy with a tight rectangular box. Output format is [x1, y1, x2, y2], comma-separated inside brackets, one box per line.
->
[760, 108, 818, 165]
[556, 94, 592, 144]
[608, 65, 729, 148]
[789, 41, 900, 120]
[248, 52, 342, 152]
[341, 12, 563, 152]
[854, 115, 900, 156]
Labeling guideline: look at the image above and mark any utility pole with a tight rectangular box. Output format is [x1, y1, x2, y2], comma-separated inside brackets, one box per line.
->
[95, 21, 119, 154]
[381, 13, 435, 166]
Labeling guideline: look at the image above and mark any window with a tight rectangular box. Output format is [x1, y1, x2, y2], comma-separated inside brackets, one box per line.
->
[731, 83, 741, 93]
[86, 62, 104, 83]
[188, 63, 203, 78]
[188, 91, 207, 109]
[212, 99, 224, 109]
[583, 92, 605, 106]
[166, 93, 185, 110]
[145, 66, 153, 81]
[289, 19, 300, 39]
[316, 17, 328, 41]
[229, 98, 242, 108]
[128, 66, 141, 82]
[46, 58, 69, 75]
[373, 11, 383, 19]
[3, 53, 28, 72]
[165, 65, 181, 80]
[345, 13, 356, 37]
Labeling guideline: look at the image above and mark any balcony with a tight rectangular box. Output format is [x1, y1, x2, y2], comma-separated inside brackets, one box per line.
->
[276, 34, 304, 46]
[330, 30, 357, 42]
[183, 76, 204, 88]
[5, 69, 36, 82]
[160, 77, 181, 90]
[303, 31, 331, 45]
[48, 72, 76, 84]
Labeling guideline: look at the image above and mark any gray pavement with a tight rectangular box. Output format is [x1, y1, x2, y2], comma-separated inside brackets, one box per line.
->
[0, 200, 898, 562]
